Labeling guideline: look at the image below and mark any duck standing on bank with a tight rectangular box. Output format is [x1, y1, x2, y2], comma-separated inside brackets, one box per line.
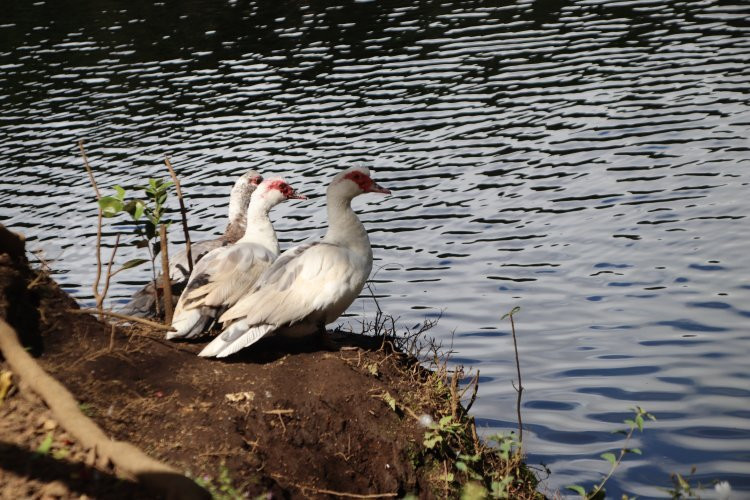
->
[199, 166, 390, 358]
[168, 177, 306, 340]
[120, 170, 262, 317]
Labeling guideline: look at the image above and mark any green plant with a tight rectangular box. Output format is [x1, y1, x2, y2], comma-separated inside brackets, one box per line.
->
[99, 178, 173, 272]
[191, 464, 244, 500]
[35, 431, 54, 455]
[423, 415, 531, 499]
[567, 406, 656, 499]
[666, 466, 700, 499]
[98, 178, 173, 314]
[78, 402, 94, 416]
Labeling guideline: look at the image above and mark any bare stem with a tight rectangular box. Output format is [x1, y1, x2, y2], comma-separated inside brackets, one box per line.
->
[146, 241, 160, 317]
[505, 306, 524, 444]
[164, 156, 193, 275]
[78, 140, 100, 199]
[97, 234, 120, 311]
[78, 140, 104, 318]
[68, 308, 175, 331]
[159, 224, 173, 325]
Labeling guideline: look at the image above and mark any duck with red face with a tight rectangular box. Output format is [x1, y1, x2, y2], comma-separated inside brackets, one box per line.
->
[120, 170, 264, 318]
[168, 177, 306, 340]
[199, 167, 390, 358]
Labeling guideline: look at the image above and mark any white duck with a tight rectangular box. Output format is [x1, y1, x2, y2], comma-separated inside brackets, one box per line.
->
[170, 170, 263, 281]
[199, 166, 390, 358]
[120, 171, 262, 317]
[168, 177, 306, 340]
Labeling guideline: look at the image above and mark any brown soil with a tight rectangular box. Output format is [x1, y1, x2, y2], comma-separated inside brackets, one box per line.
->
[0, 230, 448, 499]
[1, 225, 540, 499]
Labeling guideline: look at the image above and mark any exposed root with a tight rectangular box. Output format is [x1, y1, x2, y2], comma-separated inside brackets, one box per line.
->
[0, 317, 209, 499]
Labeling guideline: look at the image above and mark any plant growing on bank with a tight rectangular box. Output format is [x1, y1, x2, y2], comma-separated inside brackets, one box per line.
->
[502, 306, 524, 444]
[567, 406, 656, 499]
[98, 178, 173, 277]
[78, 143, 193, 325]
[190, 463, 245, 500]
[96, 178, 174, 317]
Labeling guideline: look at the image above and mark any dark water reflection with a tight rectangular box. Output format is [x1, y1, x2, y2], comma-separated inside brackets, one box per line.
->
[2, 0, 750, 496]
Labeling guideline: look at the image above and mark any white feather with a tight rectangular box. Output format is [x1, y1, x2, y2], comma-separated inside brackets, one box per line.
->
[198, 322, 274, 358]
[168, 177, 298, 340]
[202, 167, 389, 358]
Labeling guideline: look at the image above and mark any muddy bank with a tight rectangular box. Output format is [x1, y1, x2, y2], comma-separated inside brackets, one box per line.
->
[0, 224, 540, 499]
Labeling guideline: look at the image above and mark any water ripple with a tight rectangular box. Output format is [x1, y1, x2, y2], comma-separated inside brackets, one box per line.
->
[2, 0, 750, 496]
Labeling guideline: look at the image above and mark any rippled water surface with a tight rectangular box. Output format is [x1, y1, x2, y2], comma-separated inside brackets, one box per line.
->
[2, 0, 749, 496]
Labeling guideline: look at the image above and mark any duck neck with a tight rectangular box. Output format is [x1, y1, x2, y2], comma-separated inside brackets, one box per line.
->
[323, 194, 371, 259]
[222, 215, 246, 244]
[238, 199, 280, 255]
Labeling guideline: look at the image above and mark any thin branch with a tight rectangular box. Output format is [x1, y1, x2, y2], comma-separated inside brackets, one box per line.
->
[164, 156, 193, 275]
[98, 234, 120, 311]
[67, 308, 175, 331]
[507, 307, 524, 444]
[78, 140, 104, 318]
[78, 140, 100, 200]
[296, 483, 397, 499]
[159, 224, 173, 325]
[462, 370, 480, 414]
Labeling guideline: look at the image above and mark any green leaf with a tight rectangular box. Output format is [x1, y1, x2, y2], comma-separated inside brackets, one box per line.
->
[145, 221, 156, 240]
[458, 453, 481, 463]
[500, 306, 521, 320]
[491, 476, 513, 497]
[423, 434, 442, 449]
[438, 415, 453, 427]
[438, 472, 454, 483]
[589, 490, 606, 500]
[98, 196, 124, 217]
[119, 259, 149, 272]
[601, 452, 617, 465]
[124, 200, 146, 221]
[627, 448, 642, 455]
[635, 414, 644, 431]
[382, 392, 397, 412]
[566, 485, 587, 497]
[675, 473, 690, 490]
[113, 184, 126, 201]
[460, 481, 487, 500]
[455, 461, 468, 473]
[36, 432, 54, 455]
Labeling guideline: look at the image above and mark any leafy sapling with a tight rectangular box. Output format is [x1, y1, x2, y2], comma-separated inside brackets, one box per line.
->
[98, 178, 174, 314]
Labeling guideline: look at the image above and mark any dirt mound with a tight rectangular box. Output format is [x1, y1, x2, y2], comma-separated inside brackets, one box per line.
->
[0, 224, 540, 499]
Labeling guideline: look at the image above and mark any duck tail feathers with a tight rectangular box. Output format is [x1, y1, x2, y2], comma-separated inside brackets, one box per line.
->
[198, 322, 274, 358]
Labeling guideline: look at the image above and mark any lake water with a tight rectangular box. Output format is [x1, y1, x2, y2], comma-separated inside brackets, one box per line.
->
[1, 0, 749, 496]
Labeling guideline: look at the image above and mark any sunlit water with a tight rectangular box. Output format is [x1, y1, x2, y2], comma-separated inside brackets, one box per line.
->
[2, 0, 749, 496]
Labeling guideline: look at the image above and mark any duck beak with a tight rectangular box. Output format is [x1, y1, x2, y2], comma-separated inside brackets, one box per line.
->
[367, 181, 391, 195]
[290, 189, 307, 200]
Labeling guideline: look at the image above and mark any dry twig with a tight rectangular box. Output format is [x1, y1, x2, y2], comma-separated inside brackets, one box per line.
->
[159, 224, 173, 324]
[78, 140, 105, 316]
[503, 306, 524, 444]
[67, 308, 174, 331]
[164, 156, 193, 275]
